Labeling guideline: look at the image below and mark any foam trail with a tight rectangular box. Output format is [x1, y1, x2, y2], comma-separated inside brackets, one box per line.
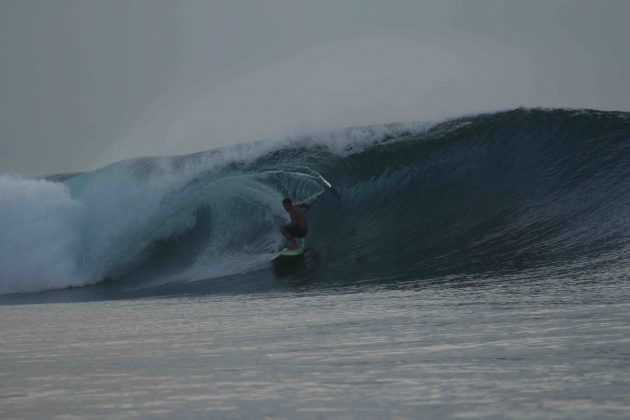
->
[0, 176, 86, 294]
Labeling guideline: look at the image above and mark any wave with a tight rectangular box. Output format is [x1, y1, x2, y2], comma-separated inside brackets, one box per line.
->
[1, 108, 629, 296]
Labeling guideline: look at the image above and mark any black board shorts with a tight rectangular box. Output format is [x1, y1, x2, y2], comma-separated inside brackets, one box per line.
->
[285, 224, 308, 238]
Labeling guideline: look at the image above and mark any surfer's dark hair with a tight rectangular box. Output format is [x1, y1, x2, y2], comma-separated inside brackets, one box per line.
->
[282, 198, 292, 205]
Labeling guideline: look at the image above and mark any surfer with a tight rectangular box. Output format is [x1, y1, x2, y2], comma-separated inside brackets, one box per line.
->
[280, 198, 310, 250]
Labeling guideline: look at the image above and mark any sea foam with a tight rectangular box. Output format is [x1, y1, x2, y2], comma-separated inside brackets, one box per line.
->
[0, 176, 86, 294]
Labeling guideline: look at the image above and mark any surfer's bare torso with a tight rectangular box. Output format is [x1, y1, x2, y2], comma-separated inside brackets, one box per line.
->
[280, 198, 310, 250]
[288, 207, 308, 231]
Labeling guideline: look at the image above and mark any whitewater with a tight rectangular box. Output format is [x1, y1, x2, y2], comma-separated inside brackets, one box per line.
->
[2, 108, 630, 418]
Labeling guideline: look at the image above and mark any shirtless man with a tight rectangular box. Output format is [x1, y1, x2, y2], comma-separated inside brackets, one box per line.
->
[280, 198, 310, 250]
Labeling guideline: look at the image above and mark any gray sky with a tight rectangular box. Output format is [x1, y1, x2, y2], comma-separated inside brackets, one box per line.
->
[1, 0, 629, 176]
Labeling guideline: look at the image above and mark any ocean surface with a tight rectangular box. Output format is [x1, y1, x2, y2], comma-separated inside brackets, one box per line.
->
[2, 108, 630, 418]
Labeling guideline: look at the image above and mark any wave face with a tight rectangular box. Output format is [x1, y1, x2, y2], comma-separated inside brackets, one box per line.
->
[1, 108, 630, 296]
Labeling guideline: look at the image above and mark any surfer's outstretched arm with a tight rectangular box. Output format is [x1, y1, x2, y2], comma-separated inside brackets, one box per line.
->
[295, 203, 311, 213]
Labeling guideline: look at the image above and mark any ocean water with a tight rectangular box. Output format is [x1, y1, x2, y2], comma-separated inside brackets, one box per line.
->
[3, 276, 630, 419]
[2, 108, 630, 418]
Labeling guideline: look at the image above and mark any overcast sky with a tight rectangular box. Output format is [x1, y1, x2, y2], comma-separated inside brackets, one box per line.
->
[1, 0, 629, 176]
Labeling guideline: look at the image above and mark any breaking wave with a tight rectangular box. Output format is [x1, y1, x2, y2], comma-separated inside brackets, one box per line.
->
[2, 108, 630, 297]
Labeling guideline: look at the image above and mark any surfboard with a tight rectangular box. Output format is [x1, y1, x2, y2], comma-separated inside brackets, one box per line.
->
[270, 248, 304, 261]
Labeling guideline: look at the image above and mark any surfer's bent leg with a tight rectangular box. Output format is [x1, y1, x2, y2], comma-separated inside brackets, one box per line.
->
[281, 225, 298, 250]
